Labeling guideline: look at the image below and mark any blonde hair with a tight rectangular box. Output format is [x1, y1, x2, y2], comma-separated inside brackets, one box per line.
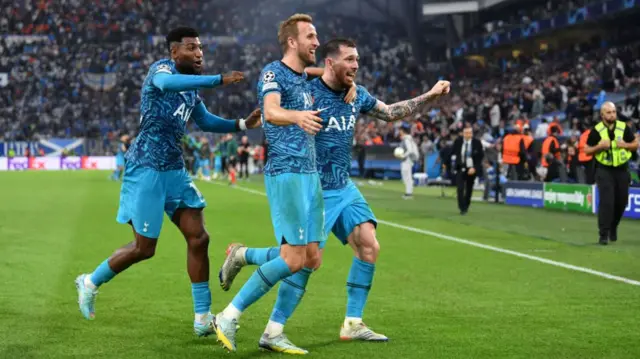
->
[278, 13, 313, 53]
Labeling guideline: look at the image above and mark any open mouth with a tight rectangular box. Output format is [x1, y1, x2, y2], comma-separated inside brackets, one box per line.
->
[309, 49, 316, 56]
[194, 60, 203, 69]
[346, 72, 356, 80]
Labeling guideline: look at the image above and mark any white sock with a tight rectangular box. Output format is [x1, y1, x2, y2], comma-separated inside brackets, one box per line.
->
[344, 317, 362, 327]
[222, 303, 243, 321]
[84, 275, 97, 290]
[264, 320, 284, 338]
[237, 247, 248, 264]
[195, 312, 211, 324]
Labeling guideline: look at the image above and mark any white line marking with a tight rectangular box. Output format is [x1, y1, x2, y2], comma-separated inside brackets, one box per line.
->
[209, 182, 640, 287]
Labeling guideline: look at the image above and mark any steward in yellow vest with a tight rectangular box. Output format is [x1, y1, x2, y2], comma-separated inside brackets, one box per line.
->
[584, 102, 638, 245]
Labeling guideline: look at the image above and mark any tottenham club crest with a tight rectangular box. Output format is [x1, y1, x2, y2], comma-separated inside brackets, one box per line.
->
[263, 71, 276, 83]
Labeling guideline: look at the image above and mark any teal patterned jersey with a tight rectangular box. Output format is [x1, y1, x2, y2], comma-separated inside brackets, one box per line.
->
[126, 59, 200, 171]
[257, 61, 316, 176]
[311, 78, 377, 190]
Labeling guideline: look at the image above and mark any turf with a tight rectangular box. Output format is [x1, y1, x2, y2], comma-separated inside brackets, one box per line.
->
[2, 171, 640, 359]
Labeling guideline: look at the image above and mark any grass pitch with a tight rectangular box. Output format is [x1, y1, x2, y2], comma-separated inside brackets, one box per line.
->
[1, 171, 640, 358]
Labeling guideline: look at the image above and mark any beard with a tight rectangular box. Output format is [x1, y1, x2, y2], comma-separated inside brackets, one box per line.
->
[175, 61, 200, 75]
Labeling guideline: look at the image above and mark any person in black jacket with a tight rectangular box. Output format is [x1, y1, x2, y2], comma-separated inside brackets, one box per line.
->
[452, 126, 484, 214]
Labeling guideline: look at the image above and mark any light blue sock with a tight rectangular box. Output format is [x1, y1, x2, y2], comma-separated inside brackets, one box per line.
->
[270, 267, 313, 324]
[245, 247, 280, 265]
[89, 259, 117, 287]
[191, 282, 211, 315]
[231, 256, 292, 311]
[346, 257, 375, 318]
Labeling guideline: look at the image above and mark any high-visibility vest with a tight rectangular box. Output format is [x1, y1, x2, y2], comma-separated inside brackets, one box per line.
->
[578, 129, 592, 162]
[594, 121, 631, 167]
[547, 122, 563, 136]
[541, 136, 560, 167]
[502, 134, 521, 165]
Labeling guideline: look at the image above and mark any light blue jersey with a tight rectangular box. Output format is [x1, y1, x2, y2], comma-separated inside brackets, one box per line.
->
[117, 59, 206, 237]
[257, 61, 324, 246]
[311, 78, 377, 190]
[309, 78, 378, 245]
[257, 61, 317, 176]
[126, 59, 200, 171]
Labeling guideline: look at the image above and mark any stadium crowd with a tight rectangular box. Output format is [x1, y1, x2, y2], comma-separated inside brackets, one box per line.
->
[2, 0, 640, 185]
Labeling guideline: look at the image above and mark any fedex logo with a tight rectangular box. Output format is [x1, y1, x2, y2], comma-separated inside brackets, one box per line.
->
[28, 157, 47, 170]
[8, 158, 28, 170]
[81, 156, 99, 169]
[61, 157, 82, 170]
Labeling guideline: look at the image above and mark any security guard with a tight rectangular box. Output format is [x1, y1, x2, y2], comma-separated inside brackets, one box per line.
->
[585, 102, 638, 245]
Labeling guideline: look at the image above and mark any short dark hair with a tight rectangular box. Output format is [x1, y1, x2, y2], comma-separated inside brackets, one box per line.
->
[166, 27, 200, 52]
[321, 38, 357, 59]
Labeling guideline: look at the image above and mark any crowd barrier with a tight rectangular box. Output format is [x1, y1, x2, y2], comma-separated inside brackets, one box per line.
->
[0, 156, 116, 171]
[504, 181, 640, 220]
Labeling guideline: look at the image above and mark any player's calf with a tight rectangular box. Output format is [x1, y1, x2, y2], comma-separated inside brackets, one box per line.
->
[75, 234, 157, 320]
[341, 222, 387, 340]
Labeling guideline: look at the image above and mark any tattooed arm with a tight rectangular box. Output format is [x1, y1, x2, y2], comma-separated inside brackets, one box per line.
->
[367, 80, 451, 122]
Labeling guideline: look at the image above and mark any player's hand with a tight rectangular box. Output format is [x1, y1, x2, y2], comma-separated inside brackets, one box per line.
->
[616, 140, 627, 149]
[427, 80, 451, 98]
[599, 139, 611, 149]
[295, 110, 323, 135]
[244, 108, 262, 129]
[468, 168, 476, 176]
[222, 71, 245, 85]
[344, 84, 357, 104]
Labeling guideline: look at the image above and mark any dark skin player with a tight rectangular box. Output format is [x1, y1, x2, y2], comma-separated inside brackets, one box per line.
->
[107, 35, 261, 285]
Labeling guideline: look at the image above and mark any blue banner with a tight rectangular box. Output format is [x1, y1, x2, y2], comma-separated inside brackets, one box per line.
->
[594, 186, 640, 219]
[505, 181, 544, 208]
[452, 0, 640, 56]
[0, 138, 85, 156]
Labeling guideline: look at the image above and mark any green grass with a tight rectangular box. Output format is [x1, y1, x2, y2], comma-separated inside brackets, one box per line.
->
[2, 171, 640, 358]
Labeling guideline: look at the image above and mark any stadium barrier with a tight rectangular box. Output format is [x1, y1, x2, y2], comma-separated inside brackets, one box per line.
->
[0, 156, 116, 171]
[505, 181, 640, 220]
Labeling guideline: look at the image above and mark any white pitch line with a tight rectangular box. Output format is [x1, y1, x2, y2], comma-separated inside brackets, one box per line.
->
[208, 182, 640, 287]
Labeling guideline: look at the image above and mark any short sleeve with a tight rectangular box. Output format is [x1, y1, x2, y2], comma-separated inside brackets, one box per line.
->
[258, 66, 284, 100]
[586, 128, 601, 146]
[358, 85, 378, 114]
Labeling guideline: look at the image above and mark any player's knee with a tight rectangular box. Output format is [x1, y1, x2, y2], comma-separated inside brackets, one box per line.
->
[135, 245, 156, 260]
[304, 250, 323, 270]
[280, 245, 306, 273]
[188, 231, 210, 251]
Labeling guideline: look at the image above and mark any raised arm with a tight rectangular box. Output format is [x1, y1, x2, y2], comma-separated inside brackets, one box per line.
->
[191, 102, 240, 133]
[191, 102, 262, 133]
[152, 71, 244, 92]
[367, 80, 450, 122]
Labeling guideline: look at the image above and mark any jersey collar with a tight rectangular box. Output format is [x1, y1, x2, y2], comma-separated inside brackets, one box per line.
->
[279, 60, 305, 77]
[319, 77, 346, 95]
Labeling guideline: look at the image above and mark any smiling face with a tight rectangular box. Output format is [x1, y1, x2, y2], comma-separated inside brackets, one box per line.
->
[290, 21, 319, 66]
[278, 14, 319, 67]
[326, 44, 359, 88]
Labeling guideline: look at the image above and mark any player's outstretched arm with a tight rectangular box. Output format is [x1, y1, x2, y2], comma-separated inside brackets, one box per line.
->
[367, 80, 450, 122]
[263, 92, 323, 135]
[152, 71, 244, 92]
[304, 67, 324, 78]
[191, 102, 248, 133]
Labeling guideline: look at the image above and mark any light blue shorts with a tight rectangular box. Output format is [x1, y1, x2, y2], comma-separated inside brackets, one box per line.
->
[115, 153, 125, 167]
[265, 173, 325, 246]
[116, 164, 206, 238]
[320, 181, 377, 249]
